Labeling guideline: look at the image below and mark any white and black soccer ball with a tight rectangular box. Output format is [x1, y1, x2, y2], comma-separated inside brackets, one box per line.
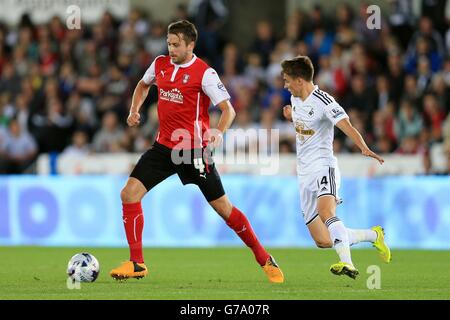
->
[67, 253, 100, 283]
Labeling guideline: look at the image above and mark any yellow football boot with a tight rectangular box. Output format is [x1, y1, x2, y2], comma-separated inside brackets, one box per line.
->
[330, 262, 359, 279]
[372, 226, 392, 263]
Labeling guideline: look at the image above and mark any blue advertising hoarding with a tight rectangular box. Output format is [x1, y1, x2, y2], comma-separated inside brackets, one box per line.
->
[0, 175, 449, 249]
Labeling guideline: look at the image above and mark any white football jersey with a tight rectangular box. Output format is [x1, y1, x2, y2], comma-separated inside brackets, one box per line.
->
[290, 85, 348, 175]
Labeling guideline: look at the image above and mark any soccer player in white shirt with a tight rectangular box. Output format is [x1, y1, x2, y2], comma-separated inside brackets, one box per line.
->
[281, 56, 391, 279]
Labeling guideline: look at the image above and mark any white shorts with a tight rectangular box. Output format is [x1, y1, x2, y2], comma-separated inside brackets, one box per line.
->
[298, 166, 342, 225]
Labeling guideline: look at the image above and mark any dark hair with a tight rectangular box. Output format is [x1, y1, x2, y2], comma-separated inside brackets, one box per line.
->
[281, 56, 314, 81]
[167, 20, 198, 44]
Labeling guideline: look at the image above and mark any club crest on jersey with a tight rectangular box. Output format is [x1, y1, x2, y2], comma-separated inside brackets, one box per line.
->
[182, 74, 190, 84]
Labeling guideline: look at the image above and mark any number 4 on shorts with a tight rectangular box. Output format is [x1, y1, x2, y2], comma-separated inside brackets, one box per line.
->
[194, 158, 205, 173]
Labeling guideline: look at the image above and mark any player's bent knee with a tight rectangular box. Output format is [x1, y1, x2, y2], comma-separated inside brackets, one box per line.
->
[209, 196, 233, 219]
[315, 240, 333, 248]
[214, 202, 231, 217]
[120, 187, 133, 203]
[120, 186, 142, 203]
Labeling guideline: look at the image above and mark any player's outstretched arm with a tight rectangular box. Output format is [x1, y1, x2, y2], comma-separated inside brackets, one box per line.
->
[211, 99, 236, 147]
[336, 118, 384, 165]
[127, 80, 151, 127]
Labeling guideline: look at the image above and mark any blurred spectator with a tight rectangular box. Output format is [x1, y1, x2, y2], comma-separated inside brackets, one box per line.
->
[395, 99, 423, 143]
[92, 111, 125, 153]
[371, 101, 396, 147]
[344, 73, 375, 119]
[243, 52, 265, 87]
[405, 36, 442, 74]
[120, 8, 149, 37]
[406, 16, 445, 59]
[189, 0, 228, 68]
[172, 3, 190, 22]
[315, 54, 347, 98]
[13, 93, 30, 132]
[401, 74, 421, 106]
[374, 74, 392, 111]
[0, 93, 14, 126]
[396, 135, 420, 154]
[421, 0, 447, 34]
[304, 25, 334, 64]
[140, 103, 159, 143]
[309, 5, 333, 31]
[251, 20, 277, 67]
[431, 73, 450, 114]
[62, 130, 91, 157]
[374, 135, 394, 154]
[144, 21, 168, 58]
[30, 97, 73, 152]
[0, 118, 37, 173]
[388, 0, 416, 49]
[422, 93, 445, 143]
[416, 56, 433, 93]
[98, 64, 129, 117]
[0, 63, 21, 97]
[335, 3, 354, 28]
[386, 50, 405, 105]
[285, 10, 307, 44]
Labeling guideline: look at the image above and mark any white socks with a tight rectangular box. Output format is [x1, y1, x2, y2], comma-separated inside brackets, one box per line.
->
[325, 216, 353, 266]
[346, 228, 377, 246]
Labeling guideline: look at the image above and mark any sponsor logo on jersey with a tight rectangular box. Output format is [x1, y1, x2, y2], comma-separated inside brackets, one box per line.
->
[295, 121, 315, 144]
[331, 107, 344, 118]
[182, 74, 190, 84]
[217, 82, 227, 91]
[159, 88, 183, 104]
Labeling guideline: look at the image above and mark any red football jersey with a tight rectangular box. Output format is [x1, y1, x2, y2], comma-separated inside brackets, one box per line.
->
[142, 55, 230, 149]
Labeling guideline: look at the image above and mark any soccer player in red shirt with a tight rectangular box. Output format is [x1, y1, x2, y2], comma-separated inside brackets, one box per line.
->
[110, 20, 284, 283]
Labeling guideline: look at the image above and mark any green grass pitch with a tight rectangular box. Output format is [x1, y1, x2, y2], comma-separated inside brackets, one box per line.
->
[1, 247, 449, 300]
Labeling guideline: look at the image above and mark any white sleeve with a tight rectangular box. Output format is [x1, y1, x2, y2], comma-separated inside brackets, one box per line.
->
[142, 55, 164, 85]
[201, 68, 231, 106]
[324, 101, 349, 125]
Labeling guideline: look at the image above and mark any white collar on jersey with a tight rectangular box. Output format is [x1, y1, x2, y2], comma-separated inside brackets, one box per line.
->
[295, 84, 319, 103]
[170, 54, 197, 68]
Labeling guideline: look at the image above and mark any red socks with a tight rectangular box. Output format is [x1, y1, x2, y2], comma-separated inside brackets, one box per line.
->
[226, 207, 270, 266]
[121, 203, 268, 266]
[122, 202, 144, 263]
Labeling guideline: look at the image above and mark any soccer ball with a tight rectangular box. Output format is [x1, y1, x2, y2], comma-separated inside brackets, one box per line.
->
[67, 253, 100, 282]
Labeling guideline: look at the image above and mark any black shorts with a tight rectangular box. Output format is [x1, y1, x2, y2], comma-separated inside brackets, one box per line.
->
[130, 142, 225, 202]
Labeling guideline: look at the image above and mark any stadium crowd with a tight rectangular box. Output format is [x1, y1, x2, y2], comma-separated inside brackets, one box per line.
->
[0, 1, 449, 174]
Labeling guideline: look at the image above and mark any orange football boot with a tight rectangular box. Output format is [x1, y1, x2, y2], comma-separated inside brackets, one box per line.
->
[262, 255, 284, 283]
[110, 261, 148, 280]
